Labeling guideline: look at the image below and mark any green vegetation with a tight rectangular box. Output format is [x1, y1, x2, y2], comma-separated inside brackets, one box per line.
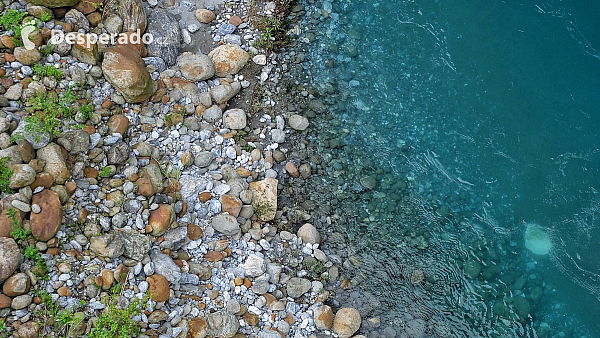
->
[33, 64, 64, 80]
[79, 103, 94, 119]
[40, 12, 51, 22]
[0, 10, 37, 47]
[88, 288, 149, 338]
[7, 208, 48, 280]
[253, 26, 276, 51]
[35, 289, 85, 336]
[0, 156, 13, 194]
[40, 42, 54, 56]
[253, 200, 275, 219]
[24, 86, 89, 142]
[8, 208, 29, 244]
[98, 166, 112, 178]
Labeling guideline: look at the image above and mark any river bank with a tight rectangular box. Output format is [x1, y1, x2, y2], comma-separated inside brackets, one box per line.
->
[0, 0, 369, 337]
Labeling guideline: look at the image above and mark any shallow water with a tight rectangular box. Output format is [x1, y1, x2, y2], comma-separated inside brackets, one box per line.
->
[289, 0, 600, 336]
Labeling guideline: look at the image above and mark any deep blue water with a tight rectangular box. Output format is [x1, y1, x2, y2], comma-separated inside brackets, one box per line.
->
[297, 0, 600, 336]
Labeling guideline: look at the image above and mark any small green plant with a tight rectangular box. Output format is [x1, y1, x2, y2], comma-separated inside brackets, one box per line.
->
[24, 87, 81, 142]
[90, 1, 104, 11]
[40, 12, 51, 22]
[33, 63, 63, 80]
[88, 287, 149, 338]
[8, 208, 30, 244]
[98, 166, 112, 177]
[253, 27, 275, 51]
[35, 289, 84, 335]
[40, 43, 54, 56]
[253, 200, 275, 219]
[0, 157, 13, 194]
[0, 9, 26, 35]
[23, 244, 48, 278]
[79, 103, 94, 119]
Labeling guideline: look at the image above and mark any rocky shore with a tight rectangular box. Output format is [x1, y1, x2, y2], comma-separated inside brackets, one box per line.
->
[0, 0, 368, 337]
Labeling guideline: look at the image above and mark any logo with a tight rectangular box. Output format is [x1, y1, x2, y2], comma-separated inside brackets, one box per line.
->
[21, 21, 36, 50]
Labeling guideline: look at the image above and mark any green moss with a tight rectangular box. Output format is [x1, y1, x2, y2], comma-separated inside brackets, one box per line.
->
[0, 157, 13, 194]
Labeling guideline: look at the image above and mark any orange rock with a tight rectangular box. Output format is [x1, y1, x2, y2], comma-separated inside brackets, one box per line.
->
[229, 15, 243, 26]
[57, 286, 71, 297]
[30, 189, 62, 241]
[30, 172, 54, 190]
[204, 251, 224, 262]
[243, 312, 259, 326]
[149, 204, 175, 236]
[285, 162, 300, 178]
[187, 224, 203, 240]
[219, 195, 242, 217]
[146, 274, 170, 302]
[199, 191, 212, 203]
[107, 114, 130, 137]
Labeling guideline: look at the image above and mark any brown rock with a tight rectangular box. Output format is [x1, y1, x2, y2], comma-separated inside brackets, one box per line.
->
[146, 274, 170, 302]
[102, 46, 157, 103]
[107, 114, 130, 136]
[0, 294, 11, 308]
[30, 172, 53, 190]
[136, 176, 154, 197]
[314, 305, 334, 330]
[116, 31, 147, 57]
[57, 286, 71, 297]
[3, 273, 31, 297]
[30, 189, 62, 241]
[0, 237, 19, 283]
[65, 181, 77, 195]
[36, 143, 70, 185]
[195, 9, 216, 23]
[101, 269, 114, 290]
[71, 34, 99, 65]
[219, 195, 242, 217]
[333, 308, 361, 338]
[187, 224, 203, 240]
[15, 320, 40, 338]
[75, 0, 103, 14]
[0, 208, 22, 238]
[188, 317, 208, 338]
[149, 204, 175, 236]
[285, 162, 300, 178]
[199, 191, 212, 203]
[243, 312, 259, 326]
[204, 251, 224, 262]
[16, 140, 35, 163]
[14, 47, 41, 65]
[228, 15, 242, 26]
[208, 44, 249, 77]
[148, 309, 168, 323]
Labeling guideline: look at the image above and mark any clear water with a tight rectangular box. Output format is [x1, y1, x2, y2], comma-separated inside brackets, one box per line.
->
[290, 0, 600, 336]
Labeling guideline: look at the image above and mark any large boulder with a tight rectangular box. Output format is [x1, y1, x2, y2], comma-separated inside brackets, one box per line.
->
[0, 237, 19, 283]
[248, 178, 277, 222]
[177, 52, 215, 81]
[102, 46, 157, 103]
[29, 189, 62, 241]
[146, 9, 180, 66]
[36, 143, 70, 184]
[208, 44, 249, 77]
[333, 308, 361, 338]
[103, 0, 146, 32]
[26, 0, 79, 8]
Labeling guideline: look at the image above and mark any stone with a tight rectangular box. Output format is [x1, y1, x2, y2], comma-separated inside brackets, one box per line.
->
[314, 305, 334, 330]
[102, 46, 157, 103]
[195, 9, 216, 23]
[103, 0, 146, 32]
[30, 189, 62, 241]
[0, 208, 22, 238]
[13, 121, 50, 150]
[207, 312, 239, 338]
[148, 309, 168, 323]
[226, 299, 241, 314]
[119, 229, 150, 261]
[13, 47, 41, 66]
[138, 163, 163, 195]
[71, 34, 99, 65]
[333, 308, 361, 338]
[286, 277, 311, 298]
[0, 294, 11, 309]
[90, 234, 125, 258]
[202, 105, 222, 123]
[8, 164, 35, 189]
[288, 114, 309, 131]
[107, 114, 129, 136]
[220, 195, 242, 217]
[285, 162, 299, 178]
[65, 9, 90, 31]
[210, 82, 241, 104]
[253, 54, 267, 65]
[177, 53, 215, 81]
[61, 130, 90, 153]
[36, 143, 70, 184]
[248, 178, 277, 222]
[74, 0, 102, 14]
[146, 9, 180, 66]
[3, 273, 31, 297]
[241, 254, 265, 277]
[222, 109, 247, 130]
[243, 312, 259, 326]
[149, 204, 175, 236]
[194, 151, 215, 168]
[5, 83, 23, 101]
[513, 296, 531, 320]
[16, 140, 34, 163]
[147, 274, 170, 302]
[16, 321, 40, 338]
[297, 223, 321, 245]
[104, 143, 129, 166]
[150, 248, 181, 283]
[212, 213, 240, 236]
[0, 238, 19, 283]
[188, 317, 208, 338]
[27, 0, 79, 8]
[159, 226, 187, 251]
[208, 44, 249, 77]
[12, 294, 32, 310]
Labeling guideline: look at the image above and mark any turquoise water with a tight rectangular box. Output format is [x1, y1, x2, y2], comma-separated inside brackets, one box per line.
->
[291, 0, 600, 336]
